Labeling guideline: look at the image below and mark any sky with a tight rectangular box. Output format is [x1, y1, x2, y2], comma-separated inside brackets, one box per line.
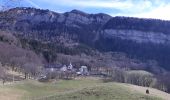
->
[1, 0, 170, 20]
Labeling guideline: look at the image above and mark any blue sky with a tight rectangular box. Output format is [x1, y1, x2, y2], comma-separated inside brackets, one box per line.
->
[1, 0, 170, 20]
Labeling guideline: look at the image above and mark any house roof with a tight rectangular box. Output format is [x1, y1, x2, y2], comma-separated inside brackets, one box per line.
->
[44, 64, 63, 69]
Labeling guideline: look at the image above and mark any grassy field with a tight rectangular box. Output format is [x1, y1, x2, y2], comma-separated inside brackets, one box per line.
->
[0, 77, 168, 100]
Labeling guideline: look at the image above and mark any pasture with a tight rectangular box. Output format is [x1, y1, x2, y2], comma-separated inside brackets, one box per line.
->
[0, 77, 168, 100]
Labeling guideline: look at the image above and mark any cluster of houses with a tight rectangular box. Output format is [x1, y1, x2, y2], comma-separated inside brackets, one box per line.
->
[39, 63, 89, 80]
[38, 62, 116, 81]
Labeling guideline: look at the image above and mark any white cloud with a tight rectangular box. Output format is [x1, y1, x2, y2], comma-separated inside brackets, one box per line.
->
[116, 3, 170, 20]
[0, 3, 3, 10]
[137, 5, 170, 20]
[68, 0, 133, 9]
[35, 0, 153, 13]
[23, 0, 170, 20]
[24, 0, 41, 8]
[0, 6, 2, 11]
[39, 0, 133, 9]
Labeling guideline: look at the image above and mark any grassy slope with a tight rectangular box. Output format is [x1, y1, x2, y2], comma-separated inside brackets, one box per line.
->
[0, 77, 168, 100]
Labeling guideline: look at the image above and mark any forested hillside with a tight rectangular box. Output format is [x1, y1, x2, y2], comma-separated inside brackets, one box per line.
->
[1, 7, 170, 92]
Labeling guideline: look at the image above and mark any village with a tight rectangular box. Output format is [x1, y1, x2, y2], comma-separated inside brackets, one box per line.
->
[38, 63, 114, 82]
[40, 63, 88, 81]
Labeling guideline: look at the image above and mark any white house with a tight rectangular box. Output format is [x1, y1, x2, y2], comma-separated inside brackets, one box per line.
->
[79, 66, 89, 75]
[67, 63, 73, 70]
[60, 65, 67, 72]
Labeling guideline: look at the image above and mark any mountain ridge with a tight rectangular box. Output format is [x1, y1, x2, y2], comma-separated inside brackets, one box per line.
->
[0, 7, 170, 72]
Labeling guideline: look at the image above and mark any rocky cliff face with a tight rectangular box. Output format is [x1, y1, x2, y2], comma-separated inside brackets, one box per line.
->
[102, 16, 170, 44]
[0, 7, 111, 29]
[0, 7, 111, 45]
[1, 7, 170, 72]
[3, 7, 170, 45]
[102, 30, 170, 44]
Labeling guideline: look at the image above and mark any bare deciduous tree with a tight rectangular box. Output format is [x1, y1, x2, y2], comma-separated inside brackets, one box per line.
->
[0, 64, 7, 85]
[23, 63, 41, 79]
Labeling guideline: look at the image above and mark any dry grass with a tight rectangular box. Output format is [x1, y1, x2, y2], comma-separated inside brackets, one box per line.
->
[0, 85, 27, 100]
[125, 84, 170, 100]
[0, 77, 168, 100]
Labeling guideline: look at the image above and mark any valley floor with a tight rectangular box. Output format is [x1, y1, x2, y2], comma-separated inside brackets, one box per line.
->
[0, 77, 169, 100]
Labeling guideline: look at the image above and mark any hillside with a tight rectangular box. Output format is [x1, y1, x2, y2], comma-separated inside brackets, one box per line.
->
[0, 30, 44, 80]
[1, 7, 170, 93]
[0, 77, 168, 100]
[0, 7, 169, 72]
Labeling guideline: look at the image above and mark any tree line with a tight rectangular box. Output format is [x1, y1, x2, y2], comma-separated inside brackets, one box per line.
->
[97, 67, 168, 92]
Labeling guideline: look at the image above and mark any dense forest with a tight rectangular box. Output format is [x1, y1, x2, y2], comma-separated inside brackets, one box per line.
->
[103, 16, 170, 34]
